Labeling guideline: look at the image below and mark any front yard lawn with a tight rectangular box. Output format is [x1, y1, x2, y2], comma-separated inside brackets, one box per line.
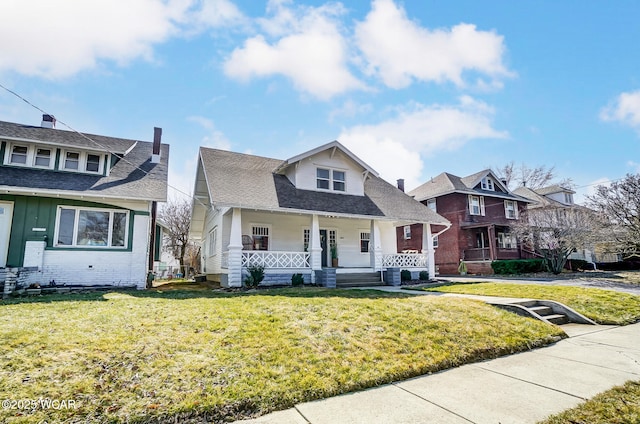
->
[0, 288, 563, 423]
[539, 380, 640, 424]
[423, 283, 640, 325]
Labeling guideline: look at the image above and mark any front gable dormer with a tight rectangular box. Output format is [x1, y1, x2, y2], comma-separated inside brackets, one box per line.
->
[275, 141, 379, 197]
[464, 170, 508, 194]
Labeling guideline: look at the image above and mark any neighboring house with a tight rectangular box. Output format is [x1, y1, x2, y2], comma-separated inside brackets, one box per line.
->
[189, 141, 450, 287]
[0, 115, 169, 289]
[153, 220, 181, 278]
[401, 170, 532, 274]
[513, 184, 615, 264]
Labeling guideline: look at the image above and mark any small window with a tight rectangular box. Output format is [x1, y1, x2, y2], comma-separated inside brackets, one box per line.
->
[86, 154, 101, 173]
[9, 145, 28, 164]
[333, 170, 346, 191]
[433, 235, 439, 248]
[34, 148, 51, 167]
[252, 226, 269, 250]
[208, 227, 218, 257]
[504, 200, 518, 219]
[64, 151, 80, 170]
[303, 228, 310, 251]
[564, 193, 573, 204]
[426, 199, 436, 212]
[317, 168, 330, 189]
[403, 225, 411, 240]
[360, 232, 370, 253]
[469, 195, 485, 216]
[481, 177, 495, 191]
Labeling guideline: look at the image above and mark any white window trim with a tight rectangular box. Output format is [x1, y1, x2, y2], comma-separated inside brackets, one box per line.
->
[3, 142, 55, 170]
[426, 198, 437, 212]
[208, 226, 218, 257]
[481, 177, 495, 191]
[250, 224, 271, 251]
[504, 200, 518, 219]
[53, 206, 129, 249]
[403, 225, 411, 240]
[433, 234, 439, 248]
[61, 149, 105, 174]
[360, 230, 370, 253]
[469, 195, 485, 216]
[316, 167, 347, 193]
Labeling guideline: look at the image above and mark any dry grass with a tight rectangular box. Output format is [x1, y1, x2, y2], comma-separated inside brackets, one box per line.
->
[0, 288, 563, 423]
[424, 282, 640, 325]
[539, 380, 640, 424]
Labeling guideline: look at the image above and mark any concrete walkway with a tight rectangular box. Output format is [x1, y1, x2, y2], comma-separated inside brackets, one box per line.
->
[235, 321, 640, 424]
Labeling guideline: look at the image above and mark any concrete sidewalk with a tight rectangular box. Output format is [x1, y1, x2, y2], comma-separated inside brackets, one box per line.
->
[235, 323, 640, 424]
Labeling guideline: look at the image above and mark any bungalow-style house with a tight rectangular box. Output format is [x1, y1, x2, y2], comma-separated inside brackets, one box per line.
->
[190, 141, 450, 287]
[400, 170, 532, 274]
[0, 115, 169, 289]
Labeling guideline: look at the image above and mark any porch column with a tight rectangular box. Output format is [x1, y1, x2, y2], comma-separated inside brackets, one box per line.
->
[310, 214, 322, 283]
[488, 224, 497, 261]
[227, 208, 243, 287]
[423, 224, 436, 279]
[370, 220, 382, 271]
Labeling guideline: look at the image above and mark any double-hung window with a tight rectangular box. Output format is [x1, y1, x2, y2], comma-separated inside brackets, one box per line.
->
[209, 227, 218, 257]
[504, 200, 518, 219]
[469, 195, 485, 216]
[481, 177, 495, 191]
[34, 148, 52, 167]
[55, 206, 128, 248]
[9, 145, 28, 164]
[360, 232, 370, 253]
[316, 168, 346, 192]
[61, 150, 104, 174]
[403, 225, 411, 240]
[426, 198, 437, 212]
[4, 144, 54, 169]
[252, 225, 270, 250]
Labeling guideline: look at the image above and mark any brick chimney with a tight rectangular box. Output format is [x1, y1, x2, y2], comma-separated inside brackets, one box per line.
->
[151, 127, 162, 164]
[41, 114, 56, 129]
[397, 178, 405, 192]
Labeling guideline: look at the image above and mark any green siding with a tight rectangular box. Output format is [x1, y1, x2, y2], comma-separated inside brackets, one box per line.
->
[0, 194, 141, 267]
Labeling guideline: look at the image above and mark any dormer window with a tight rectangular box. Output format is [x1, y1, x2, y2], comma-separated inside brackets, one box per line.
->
[481, 177, 495, 191]
[564, 193, 573, 204]
[4, 143, 54, 169]
[316, 168, 346, 192]
[61, 150, 104, 174]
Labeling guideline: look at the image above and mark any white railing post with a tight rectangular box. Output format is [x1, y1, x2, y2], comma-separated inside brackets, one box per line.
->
[370, 220, 383, 272]
[310, 214, 322, 283]
[227, 208, 243, 287]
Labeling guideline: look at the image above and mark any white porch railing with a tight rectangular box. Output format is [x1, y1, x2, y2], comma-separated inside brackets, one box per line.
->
[241, 251, 311, 269]
[382, 253, 428, 268]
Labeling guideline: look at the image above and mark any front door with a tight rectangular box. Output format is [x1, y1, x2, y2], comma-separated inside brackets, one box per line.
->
[320, 229, 328, 267]
[0, 201, 14, 267]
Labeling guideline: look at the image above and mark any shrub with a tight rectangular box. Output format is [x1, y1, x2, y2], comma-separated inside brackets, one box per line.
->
[244, 265, 265, 288]
[400, 269, 412, 281]
[419, 271, 430, 281]
[491, 259, 546, 275]
[568, 259, 595, 271]
[291, 273, 304, 287]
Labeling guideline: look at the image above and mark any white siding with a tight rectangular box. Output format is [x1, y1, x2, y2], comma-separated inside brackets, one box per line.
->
[202, 206, 226, 274]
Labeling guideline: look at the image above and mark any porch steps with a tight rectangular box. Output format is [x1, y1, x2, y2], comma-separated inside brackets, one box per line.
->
[336, 272, 384, 288]
[489, 299, 597, 326]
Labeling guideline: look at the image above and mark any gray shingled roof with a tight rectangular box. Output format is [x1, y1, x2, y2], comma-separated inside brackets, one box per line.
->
[409, 170, 530, 203]
[0, 120, 137, 154]
[0, 121, 168, 201]
[198, 147, 449, 225]
[536, 184, 576, 195]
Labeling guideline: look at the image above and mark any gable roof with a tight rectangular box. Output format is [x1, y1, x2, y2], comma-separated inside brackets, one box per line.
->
[409, 169, 530, 203]
[274, 140, 379, 176]
[0, 120, 168, 202]
[194, 146, 448, 227]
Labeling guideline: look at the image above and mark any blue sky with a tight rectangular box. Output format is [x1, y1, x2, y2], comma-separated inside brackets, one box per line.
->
[1, 0, 639, 203]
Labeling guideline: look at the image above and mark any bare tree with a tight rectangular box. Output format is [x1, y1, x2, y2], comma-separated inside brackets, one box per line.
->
[496, 162, 573, 190]
[513, 206, 601, 274]
[587, 174, 640, 259]
[158, 198, 192, 274]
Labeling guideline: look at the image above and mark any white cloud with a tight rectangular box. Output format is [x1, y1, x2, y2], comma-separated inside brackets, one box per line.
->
[328, 100, 373, 122]
[600, 90, 640, 133]
[338, 97, 507, 189]
[354, 0, 512, 89]
[223, 1, 364, 100]
[0, 0, 243, 78]
[187, 115, 232, 150]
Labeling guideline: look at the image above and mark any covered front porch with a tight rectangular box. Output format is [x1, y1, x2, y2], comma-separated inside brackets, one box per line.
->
[461, 223, 521, 272]
[217, 208, 435, 287]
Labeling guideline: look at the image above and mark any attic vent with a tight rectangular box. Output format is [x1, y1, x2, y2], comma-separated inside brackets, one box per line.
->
[41, 114, 56, 129]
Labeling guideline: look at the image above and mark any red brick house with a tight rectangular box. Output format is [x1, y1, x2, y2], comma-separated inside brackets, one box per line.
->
[397, 170, 531, 274]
